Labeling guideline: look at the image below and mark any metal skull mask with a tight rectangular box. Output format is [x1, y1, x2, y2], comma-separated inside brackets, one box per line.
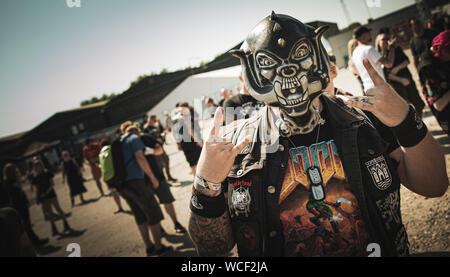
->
[231, 12, 330, 135]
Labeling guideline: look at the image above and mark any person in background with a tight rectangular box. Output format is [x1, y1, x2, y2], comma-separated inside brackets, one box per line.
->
[137, 126, 187, 234]
[325, 54, 353, 97]
[2, 163, 48, 248]
[205, 97, 218, 109]
[144, 115, 177, 182]
[117, 121, 172, 256]
[173, 102, 203, 176]
[0, 207, 36, 257]
[83, 139, 105, 197]
[61, 151, 87, 207]
[31, 157, 57, 222]
[409, 17, 439, 84]
[218, 88, 229, 107]
[348, 38, 364, 91]
[421, 30, 450, 135]
[164, 111, 174, 133]
[204, 97, 218, 119]
[223, 72, 265, 124]
[375, 31, 425, 117]
[31, 160, 72, 236]
[99, 140, 125, 214]
[352, 26, 396, 92]
[227, 89, 234, 98]
[26, 162, 33, 192]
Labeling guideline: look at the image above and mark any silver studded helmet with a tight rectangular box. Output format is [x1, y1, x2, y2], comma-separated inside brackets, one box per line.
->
[231, 12, 330, 135]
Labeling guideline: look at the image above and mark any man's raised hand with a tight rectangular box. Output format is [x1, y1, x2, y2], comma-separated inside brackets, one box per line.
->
[347, 58, 409, 127]
[196, 107, 250, 185]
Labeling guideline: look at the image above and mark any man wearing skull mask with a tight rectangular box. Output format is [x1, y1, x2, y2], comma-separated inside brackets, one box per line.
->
[188, 13, 448, 257]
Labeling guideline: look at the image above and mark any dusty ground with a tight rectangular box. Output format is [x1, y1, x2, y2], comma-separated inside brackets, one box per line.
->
[24, 65, 449, 257]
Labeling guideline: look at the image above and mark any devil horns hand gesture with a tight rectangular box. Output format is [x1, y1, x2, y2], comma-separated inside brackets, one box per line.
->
[196, 107, 250, 193]
[347, 59, 410, 127]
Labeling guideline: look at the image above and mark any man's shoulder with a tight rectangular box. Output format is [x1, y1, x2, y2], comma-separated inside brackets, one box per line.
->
[354, 44, 372, 53]
[122, 134, 140, 143]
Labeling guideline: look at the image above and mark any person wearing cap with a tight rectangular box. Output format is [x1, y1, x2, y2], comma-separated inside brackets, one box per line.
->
[351, 26, 396, 92]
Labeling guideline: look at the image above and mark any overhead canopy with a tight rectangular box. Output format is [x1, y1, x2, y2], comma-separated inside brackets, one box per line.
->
[148, 65, 242, 120]
[22, 140, 60, 158]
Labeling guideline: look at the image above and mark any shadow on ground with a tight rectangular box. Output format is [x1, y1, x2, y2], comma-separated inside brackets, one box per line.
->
[174, 181, 193, 188]
[56, 229, 88, 240]
[163, 233, 198, 257]
[35, 244, 62, 256]
[431, 130, 450, 154]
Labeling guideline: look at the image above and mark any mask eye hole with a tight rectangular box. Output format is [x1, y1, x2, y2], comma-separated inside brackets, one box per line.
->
[292, 42, 310, 60]
[256, 52, 278, 69]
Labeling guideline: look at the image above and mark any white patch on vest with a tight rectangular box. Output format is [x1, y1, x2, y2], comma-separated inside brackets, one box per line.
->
[365, 155, 392, 190]
[231, 186, 251, 217]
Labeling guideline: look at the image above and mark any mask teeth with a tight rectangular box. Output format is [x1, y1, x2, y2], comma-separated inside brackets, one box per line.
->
[281, 76, 300, 90]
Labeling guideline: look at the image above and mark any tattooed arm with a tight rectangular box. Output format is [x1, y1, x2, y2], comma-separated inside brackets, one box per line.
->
[188, 211, 235, 257]
[188, 107, 249, 256]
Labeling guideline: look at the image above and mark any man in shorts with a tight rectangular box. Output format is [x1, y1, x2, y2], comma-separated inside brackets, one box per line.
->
[118, 121, 172, 257]
[138, 127, 187, 234]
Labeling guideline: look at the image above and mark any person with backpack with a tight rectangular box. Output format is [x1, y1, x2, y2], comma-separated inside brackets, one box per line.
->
[111, 121, 172, 256]
[99, 139, 125, 214]
[138, 127, 187, 234]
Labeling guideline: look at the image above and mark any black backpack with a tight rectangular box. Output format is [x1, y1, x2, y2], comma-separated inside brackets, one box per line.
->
[106, 136, 130, 189]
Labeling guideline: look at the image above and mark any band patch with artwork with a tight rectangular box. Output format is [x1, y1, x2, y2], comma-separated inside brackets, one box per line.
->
[279, 140, 370, 256]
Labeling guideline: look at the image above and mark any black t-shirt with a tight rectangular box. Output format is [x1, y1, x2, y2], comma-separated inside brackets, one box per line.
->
[140, 134, 166, 181]
[410, 29, 439, 71]
[0, 181, 12, 208]
[279, 107, 399, 256]
[388, 47, 412, 79]
[2, 180, 29, 217]
[31, 171, 54, 193]
[223, 94, 265, 124]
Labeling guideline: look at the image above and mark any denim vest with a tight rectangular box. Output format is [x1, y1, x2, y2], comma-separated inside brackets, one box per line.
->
[223, 94, 409, 257]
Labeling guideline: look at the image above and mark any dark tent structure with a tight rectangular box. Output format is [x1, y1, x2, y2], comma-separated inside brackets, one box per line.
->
[0, 42, 243, 162]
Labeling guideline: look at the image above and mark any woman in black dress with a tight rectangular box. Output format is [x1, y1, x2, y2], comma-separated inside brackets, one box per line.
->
[31, 160, 72, 236]
[61, 151, 87, 206]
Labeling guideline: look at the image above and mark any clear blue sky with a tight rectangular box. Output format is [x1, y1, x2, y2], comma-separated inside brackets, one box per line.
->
[0, 0, 415, 137]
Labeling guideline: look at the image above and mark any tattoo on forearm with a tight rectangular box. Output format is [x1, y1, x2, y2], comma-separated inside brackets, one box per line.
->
[188, 211, 235, 257]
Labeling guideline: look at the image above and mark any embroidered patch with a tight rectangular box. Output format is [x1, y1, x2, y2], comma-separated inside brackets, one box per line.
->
[365, 155, 392, 190]
[231, 186, 251, 217]
[230, 180, 252, 188]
